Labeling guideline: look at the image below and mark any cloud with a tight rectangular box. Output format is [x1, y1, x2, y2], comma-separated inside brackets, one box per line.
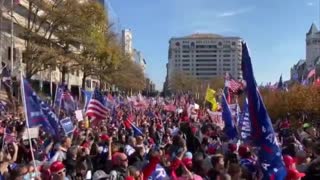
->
[217, 7, 254, 17]
[307, 2, 314, 6]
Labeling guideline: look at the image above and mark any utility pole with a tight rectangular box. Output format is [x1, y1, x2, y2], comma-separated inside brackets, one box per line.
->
[10, 0, 13, 73]
[0, 0, 5, 91]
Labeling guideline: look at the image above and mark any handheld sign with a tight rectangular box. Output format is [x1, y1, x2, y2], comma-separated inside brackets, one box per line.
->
[22, 127, 39, 140]
[60, 117, 74, 135]
[75, 110, 83, 122]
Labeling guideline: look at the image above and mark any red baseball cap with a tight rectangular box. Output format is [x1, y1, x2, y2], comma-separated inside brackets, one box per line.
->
[100, 134, 110, 141]
[286, 168, 305, 179]
[50, 161, 65, 173]
[283, 155, 296, 168]
[238, 145, 250, 157]
[228, 144, 237, 152]
[207, 145, 216, 155]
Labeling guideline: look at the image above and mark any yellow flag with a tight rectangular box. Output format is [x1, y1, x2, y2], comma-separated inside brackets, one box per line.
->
[84, 117, 90, 129]
[205, 88, 218, 111]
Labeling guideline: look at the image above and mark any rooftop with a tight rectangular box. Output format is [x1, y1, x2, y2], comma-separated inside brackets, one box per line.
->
[183, 33, 223, 38]
[171, 33, 240, 40]
[307, 23, 319, 35]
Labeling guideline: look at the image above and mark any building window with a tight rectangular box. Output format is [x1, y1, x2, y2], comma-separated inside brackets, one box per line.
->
[182, 45, 190, 48]
[196, 72, 217, 75]
[86, 80, 92, 88]
[223, 54, 231, 57]
[196, 54, 217, 58]
[183, 50, 189, 53]
[182, 64, 189, 67]
[232, 42, 236, 45]
[196, 64, 217, 67]
[196, 50, 217, 53]
[182, 59, 190, 62]
[196, 59, 217, 62]
[182, 55, 190, 58]
[196, 68, 217, 71]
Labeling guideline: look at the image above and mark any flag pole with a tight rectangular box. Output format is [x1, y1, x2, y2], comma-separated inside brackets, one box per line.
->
[20, 70, 38, 173]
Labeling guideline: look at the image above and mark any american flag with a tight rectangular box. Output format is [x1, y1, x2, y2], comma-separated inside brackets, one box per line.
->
[86, 88, 108, 120]
[225, 73, 242, 93]
[227, 79, 242, 92]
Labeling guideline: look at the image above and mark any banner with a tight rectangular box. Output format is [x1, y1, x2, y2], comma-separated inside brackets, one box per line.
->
[239, 99, 251, 142]
[22, 79, 59, 137]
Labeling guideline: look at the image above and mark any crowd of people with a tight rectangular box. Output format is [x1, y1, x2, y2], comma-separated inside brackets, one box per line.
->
[0, 99, 319, 180]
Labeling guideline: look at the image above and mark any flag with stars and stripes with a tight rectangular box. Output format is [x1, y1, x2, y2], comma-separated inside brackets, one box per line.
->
[21, 78, 60, 137]
[242, 42, 286, 180]
[225, 72, 243, 93]
[85, 88, 108, 120]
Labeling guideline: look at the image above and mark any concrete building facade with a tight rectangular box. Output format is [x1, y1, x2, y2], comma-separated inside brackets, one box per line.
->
[121, 29, 133, 57]
[167, 33, 242, 83]
[0, 0, 99, 95]
[133, 49, 146, 73]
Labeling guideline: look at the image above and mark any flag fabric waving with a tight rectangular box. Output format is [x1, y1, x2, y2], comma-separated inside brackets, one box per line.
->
[239, 99, 251, 142]
[242, 42, 286, 180]
[221, 93, 238, 140]
[205, 88, 218, 111]
[85, 88, 108, 120]
[225, 72, 242, 93]
[53, 84, 64, 108]
[61, 90, 76, 115]
[123, 115, 143, 136]
[22, 78, 59, 137]
[81, 89, 92, 111]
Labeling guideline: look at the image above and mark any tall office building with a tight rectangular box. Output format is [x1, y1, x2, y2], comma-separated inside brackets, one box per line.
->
[133, 49, 147, 73]
[121, 29, 134, 60]
[167, 33, 242, 83]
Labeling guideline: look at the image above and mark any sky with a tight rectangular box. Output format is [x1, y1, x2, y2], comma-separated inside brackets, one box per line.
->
[108, 0, 319, 90]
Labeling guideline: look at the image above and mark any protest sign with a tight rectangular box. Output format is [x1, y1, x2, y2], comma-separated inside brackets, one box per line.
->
[22, 127, 39, 140]
[60, 117, 74, 134]
[75, 110, 84, 121]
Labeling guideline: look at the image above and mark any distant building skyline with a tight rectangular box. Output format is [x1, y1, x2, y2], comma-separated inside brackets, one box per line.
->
[167, 33, 242, 88]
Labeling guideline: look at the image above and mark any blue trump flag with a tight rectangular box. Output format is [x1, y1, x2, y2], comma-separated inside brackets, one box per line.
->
[81, 89, 92, 111]
[22, 78, 60, 137]
[239, 98, 251, 142]
[61, 90, 76, 115]
[221, 93, 238, 140]
[54, 84, 64, 108]
[242, 42, 286, 180]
